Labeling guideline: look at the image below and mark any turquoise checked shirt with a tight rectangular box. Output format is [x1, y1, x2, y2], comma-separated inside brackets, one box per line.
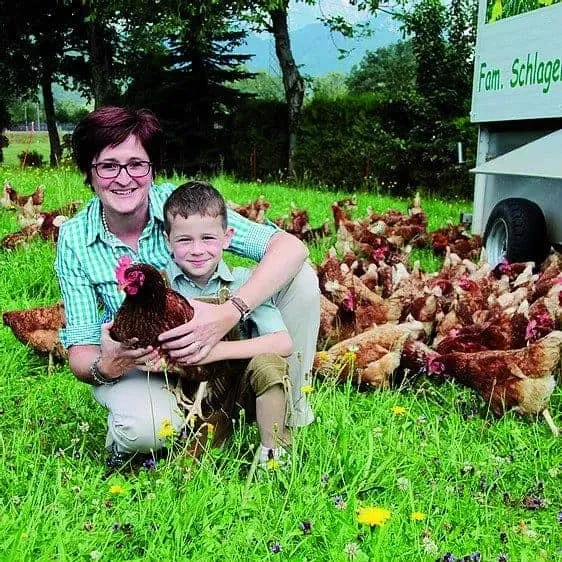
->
[55, 183, 279, 348]
[165, 259, 287, 338]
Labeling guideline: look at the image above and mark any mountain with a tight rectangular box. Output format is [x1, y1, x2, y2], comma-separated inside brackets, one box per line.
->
[240, 11, 402, 76]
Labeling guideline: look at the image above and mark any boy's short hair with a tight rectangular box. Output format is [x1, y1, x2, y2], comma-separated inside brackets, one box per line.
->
[164, 181, 228, 233]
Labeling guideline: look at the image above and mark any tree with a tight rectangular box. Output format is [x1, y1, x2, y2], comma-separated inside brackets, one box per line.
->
[402, 0, 476, 118]
[347, 41, 416, 95]
[233, 0, 383, 176]
[0, 0, 88, 165]
[230, 70, 285, 101]
[122, 4, 254, 174]
[311, 72, 348, 100]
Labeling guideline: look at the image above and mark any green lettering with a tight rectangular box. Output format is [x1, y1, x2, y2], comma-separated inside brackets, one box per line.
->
[543, 61, 553, 93]
[553, 59, 560, 82]
[537, 61, 544, 83]
[479, 62, 487, 92]
[511, 58, 520, 87]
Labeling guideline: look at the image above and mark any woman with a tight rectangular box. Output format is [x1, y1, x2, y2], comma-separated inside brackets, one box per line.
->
[56, 106, 320, 464]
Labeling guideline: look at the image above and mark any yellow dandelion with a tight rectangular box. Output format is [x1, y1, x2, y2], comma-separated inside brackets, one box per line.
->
[266, 458, 281, 471]
[157, 418, 174, 439]
[392, 405, 407, 415]
[109, 484, 125, 495]
[206, 423, 215, 434]
[316, 351, 330, 362]
[342, 350, 356, 362]
[301, 384, 315, 394]
[411, 511, 426, 521]
[356, 506, 391, 527]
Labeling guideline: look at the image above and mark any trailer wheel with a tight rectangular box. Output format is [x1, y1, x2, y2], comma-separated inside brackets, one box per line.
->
[484, 198, 549, 268]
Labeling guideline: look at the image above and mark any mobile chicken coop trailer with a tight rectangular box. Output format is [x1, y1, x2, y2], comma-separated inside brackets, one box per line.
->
[470, 0, 562, 267]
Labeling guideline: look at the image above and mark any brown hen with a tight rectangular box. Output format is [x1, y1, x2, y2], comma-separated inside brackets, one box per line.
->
[3, 302, 67, 368]
[428, 331, 562, 435]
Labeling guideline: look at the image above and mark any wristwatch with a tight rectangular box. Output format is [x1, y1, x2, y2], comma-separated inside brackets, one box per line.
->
[90, 355, 121, 386]
[228, 296, 251, 322]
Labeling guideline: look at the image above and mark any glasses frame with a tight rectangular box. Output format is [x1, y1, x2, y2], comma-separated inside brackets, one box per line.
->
[91, 161, 153, 179]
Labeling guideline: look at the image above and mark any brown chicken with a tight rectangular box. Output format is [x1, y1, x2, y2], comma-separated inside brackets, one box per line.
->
[1, 224, 40, 250]
[109, 255, 194, 351]
[427, 330, 562, 435]
[227, 195, 270, 223]
[1, 183, 45, 210]
[109, 256, 233, 426]
[314, 321, 426, 388]
[3, 302, 67, 368]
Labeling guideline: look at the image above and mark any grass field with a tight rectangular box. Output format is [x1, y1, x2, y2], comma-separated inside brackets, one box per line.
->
[2, 132, 52, 168]
[0, 166, 560, 562]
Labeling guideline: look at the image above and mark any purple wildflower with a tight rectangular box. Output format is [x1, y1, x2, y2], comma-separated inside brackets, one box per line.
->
[142, 457, 156, 470]
[269, 542, 282, 554]
[443, 553, 455, 562]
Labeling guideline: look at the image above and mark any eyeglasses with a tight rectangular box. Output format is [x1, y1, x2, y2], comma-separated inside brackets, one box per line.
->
[91, 161, 152, 179]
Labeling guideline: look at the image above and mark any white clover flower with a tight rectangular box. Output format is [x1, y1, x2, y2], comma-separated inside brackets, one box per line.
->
[397, 477, 410, 491]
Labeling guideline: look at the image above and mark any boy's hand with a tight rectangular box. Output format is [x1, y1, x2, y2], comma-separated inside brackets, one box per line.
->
[158, 300, 239, 365]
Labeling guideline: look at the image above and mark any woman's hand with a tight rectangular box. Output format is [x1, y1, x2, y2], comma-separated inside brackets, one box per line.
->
[158, 300, 240, 365]
[99, 322, 161, 378]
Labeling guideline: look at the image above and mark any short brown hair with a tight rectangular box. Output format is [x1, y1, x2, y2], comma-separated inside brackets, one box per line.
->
[164, 181, 227, 233]
[72, 106, 163, 186]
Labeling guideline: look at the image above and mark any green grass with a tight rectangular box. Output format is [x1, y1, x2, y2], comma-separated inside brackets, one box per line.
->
[3, 132, 51, 168]
[0, 167, 560, 562]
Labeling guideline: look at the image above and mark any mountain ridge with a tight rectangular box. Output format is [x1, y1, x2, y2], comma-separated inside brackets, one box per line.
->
[240, 12, 402, 77]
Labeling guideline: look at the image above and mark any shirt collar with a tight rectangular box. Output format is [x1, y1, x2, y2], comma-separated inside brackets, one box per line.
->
[167, 259, 234, 286]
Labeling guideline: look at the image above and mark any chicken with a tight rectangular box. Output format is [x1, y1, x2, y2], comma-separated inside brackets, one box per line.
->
[3, 302, 67, 370]
[274, 203, 331, 242]
[227, 195, 270, 223]
[109, 256, 233, 421]
[427, 331, 562, 435]
[17, 200, 82, 229]
[313, 321, 426, 388]
[1, 224, 40, 250]
[109, 255, 195, 347]
[1, 183, 45, 210]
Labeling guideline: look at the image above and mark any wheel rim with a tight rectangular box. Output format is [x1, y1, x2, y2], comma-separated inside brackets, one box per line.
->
[486, 218, 508, 267]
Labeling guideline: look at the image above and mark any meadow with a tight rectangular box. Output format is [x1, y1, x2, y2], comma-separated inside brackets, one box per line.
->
[0, 158, 560, 561]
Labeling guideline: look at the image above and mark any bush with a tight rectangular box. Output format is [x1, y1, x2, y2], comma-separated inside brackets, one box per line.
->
[224, 99, 289, 180]
[294, 93, 476, 197]
[223, 93, 476, 197]
[18, 150, 44, 168]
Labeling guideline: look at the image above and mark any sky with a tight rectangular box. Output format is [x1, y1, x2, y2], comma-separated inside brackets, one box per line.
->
[288, 0, 372, 30]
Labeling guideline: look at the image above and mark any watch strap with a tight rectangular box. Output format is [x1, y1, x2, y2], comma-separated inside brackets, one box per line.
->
[229, 296, 251, 321]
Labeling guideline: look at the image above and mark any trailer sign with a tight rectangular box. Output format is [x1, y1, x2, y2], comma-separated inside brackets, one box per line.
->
[471, 2, 562, 122]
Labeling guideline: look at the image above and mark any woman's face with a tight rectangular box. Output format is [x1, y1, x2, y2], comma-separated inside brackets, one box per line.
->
[90, 135, 153, 217]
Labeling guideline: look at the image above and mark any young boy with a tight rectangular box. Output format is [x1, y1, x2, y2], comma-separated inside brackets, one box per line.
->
[162, 181, 292, 463]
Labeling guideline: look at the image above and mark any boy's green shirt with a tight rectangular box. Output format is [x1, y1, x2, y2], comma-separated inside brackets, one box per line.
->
[165, 258, 288, 338]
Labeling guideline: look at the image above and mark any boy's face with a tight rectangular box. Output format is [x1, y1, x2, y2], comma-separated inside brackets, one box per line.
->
[166, 212, 233, 286]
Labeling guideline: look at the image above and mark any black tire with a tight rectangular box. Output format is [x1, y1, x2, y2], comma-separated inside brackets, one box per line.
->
[484, 198, 550, 268]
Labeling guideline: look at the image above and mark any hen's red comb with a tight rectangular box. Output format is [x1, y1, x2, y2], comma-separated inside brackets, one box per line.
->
[115, 255, 133, 284]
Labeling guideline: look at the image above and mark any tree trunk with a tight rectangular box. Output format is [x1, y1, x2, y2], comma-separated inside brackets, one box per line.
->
[270, 6, 304, 178]
[40, 72, 61, 167]
[90, 20, 118, 108]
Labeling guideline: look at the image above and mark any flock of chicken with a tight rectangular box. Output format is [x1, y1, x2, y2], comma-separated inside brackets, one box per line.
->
[0, 182, 81, 248]
[3, 184, 562, 434]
